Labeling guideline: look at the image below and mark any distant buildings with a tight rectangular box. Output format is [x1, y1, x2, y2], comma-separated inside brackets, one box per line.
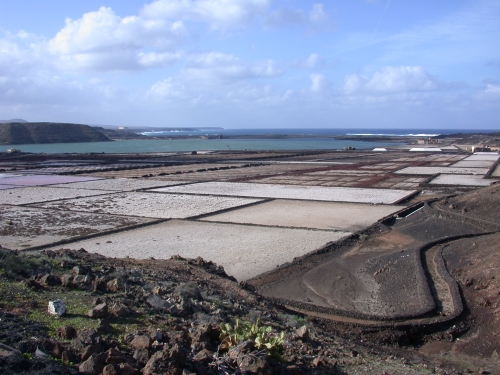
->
[417, 138, 442, 145]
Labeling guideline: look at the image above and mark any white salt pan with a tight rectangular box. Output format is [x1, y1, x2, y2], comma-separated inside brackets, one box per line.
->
[151, 182, 415, 204]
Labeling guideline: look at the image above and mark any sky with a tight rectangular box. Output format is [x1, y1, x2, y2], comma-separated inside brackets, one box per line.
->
[0, 0, 499, 129]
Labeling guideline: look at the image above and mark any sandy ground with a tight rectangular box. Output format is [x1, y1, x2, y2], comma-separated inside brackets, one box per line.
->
[395, 166, 489, 175]
[50, 219, 350, 281]
[429, 174, 494, 186]
[151, 181, 416, 204]
[51, 178, 188, 191]
[0, 186, 111, 205]
[201, 199, 401, 231]
[34, 192, 262, 219]
[0, 205, 152, 249]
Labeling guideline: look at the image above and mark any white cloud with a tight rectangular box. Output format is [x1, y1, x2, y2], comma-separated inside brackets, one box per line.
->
[265, 7, 306, 26]
[148, 78, 188, 99]
[294, 53, 328, 70]
[48, 7, 186, 71]
[306, 53, 320, 68]
[309, 4, 327, 24]
[0, 34, 42, 77]
[380, 0, 500, 68]
[343, 66, 440, 95]
[182, 52, 283, 85]
[137, 52, 182, 68]
[0, 74, 104, 106]
[265, 3, 329, 29]
[14, 1, 332, 75]
[475, 84, 500, 102]
[310, 73, 330, 93]
[142, 0, 270, 29]
[147, 52, 283, 102]
[142, 0, 331, 31]
[227, 85, 273, 101]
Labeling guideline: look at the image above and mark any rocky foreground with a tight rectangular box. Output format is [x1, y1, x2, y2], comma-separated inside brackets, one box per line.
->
[0, 247, 462, 375]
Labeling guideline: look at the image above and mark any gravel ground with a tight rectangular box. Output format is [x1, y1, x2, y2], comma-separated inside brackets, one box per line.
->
[449, 160, 496, 168]
[49, 219, 350, 281]
[0, 174, 100, 186]
[50, 177, 188, 191]
[464, 154, 500, 161]
[0, 205, 152, 249]
[0, 186, 111, 205]
[429, 174, 494, 186]
[201, 199, 401, 231]
[151, 181, 416, 204]
[395, 166, 489, 175]
[35, 192, 262, 219]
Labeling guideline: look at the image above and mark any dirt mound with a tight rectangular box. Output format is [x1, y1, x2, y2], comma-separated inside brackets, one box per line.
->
[439, 182, 500, 223]
[251, 199, 493, 323]
[442, 232, 500, 359]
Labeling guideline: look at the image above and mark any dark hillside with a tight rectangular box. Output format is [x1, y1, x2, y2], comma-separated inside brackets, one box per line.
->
[0, 122, 111, 145]
[0, 119, 27, 123]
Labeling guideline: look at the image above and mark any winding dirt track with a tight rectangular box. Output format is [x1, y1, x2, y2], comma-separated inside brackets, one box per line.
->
[250, 199, 500, 327]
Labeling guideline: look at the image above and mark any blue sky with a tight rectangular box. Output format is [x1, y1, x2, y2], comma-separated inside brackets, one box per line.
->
[0, 0, 499, 129]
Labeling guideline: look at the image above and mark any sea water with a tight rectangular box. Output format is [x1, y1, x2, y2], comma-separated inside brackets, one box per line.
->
[0, 128, 493, 154]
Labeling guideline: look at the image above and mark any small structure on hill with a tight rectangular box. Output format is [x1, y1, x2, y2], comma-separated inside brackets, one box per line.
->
[417, 138, 442, 145]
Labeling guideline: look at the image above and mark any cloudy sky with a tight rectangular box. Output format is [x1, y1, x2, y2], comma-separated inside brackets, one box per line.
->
[0, 0, 499, 129]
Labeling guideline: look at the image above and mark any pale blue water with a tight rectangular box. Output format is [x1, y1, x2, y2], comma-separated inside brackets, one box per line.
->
[0, 138, 398, 153]
[0, 128, 493, 154]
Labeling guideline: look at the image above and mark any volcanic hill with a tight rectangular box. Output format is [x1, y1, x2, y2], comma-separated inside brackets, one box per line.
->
[0, 122, 110, 145]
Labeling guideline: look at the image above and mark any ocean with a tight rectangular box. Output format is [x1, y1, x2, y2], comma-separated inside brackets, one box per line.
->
[0, 128, 493, 154]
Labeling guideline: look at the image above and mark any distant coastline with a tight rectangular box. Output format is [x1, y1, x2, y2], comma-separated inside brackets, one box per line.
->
[0, 123, 498, 154]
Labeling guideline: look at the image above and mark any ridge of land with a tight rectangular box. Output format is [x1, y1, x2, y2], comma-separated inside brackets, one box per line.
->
[0, 122, 111, 145]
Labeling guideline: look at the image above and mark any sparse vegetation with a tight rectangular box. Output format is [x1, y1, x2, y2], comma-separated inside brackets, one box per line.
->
[220, 318, 285, 355]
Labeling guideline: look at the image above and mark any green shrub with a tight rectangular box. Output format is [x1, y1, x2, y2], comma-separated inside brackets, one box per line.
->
[220, 318, 285, 355]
